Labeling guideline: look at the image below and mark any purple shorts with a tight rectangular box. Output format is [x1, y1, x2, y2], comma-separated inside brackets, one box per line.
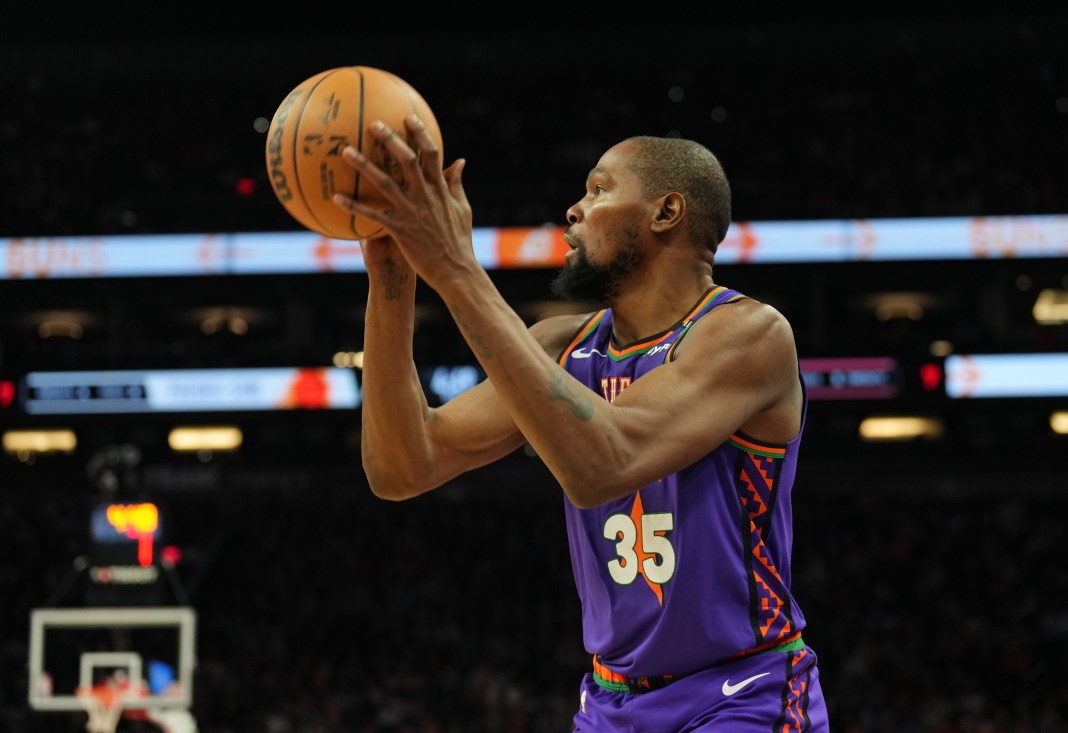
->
[573, 643, 829, 732]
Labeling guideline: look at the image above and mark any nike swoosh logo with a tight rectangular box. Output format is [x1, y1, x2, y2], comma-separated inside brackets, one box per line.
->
[571, 347, 607, 359]
[721, 671, 771, 696]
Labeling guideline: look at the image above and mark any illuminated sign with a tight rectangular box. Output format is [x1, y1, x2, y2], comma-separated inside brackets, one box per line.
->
[425, 365, 484, 405]
[21, 367, 360, 414]
[86, 502, 173, 605]
[15, 355, 1068, 417]
[0, 380, 14, 408]
[945, 353, 1068, 398]
[91, 502, 160, 567]
[2, 214, 1066, 280]
[799, 357, 900, 400]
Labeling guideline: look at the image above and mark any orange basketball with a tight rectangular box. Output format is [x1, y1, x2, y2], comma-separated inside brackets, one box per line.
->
[265, 66, 443, 240]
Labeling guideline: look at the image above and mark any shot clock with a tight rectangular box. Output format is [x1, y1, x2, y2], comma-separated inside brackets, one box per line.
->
[86, 501, 172, 606]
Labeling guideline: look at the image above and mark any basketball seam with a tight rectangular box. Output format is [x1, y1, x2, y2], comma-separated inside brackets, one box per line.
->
[271, 66, 440, 241]
[290, 69, 341, 238]
[349, 67, 365, 239]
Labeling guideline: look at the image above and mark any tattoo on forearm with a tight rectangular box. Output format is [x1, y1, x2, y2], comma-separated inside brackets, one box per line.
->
[549, 369, 594, 420]
[380, 258, 410, 301]
[453, 308, 495, 360]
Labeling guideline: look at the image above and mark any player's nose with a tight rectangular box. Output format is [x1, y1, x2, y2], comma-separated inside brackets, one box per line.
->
[566, 203, 582, 225]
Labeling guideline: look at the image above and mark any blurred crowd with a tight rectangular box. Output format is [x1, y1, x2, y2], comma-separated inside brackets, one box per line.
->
[3, 20, 1066, 238]
[3, 455, 1067, 733]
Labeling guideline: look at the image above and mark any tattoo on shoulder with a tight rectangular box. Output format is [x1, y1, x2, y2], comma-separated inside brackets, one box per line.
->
[549, 370, 594, 421]
[380, 258, 410, 301]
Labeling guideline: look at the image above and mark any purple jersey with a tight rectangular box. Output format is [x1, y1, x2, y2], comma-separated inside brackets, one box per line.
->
[556, 285, 809, 679]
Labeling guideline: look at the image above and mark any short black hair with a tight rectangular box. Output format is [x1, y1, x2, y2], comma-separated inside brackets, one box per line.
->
[625, 136, 732, 253]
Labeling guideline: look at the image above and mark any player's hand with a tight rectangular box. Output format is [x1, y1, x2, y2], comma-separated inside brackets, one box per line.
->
[332, 116, 473, 289]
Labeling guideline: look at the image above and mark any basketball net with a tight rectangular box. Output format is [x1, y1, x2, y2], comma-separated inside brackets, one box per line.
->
[76, 682, 125, 733]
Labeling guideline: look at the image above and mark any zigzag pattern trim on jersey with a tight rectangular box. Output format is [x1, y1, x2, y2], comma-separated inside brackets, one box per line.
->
[775, 645, 816, 733]
[734, 436, 795, 648]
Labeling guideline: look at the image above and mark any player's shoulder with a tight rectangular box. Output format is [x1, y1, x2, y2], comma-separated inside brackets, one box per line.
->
[687, 293, 797, 355]
[721, 294, 791, 328]
[530, 310, 601, 357]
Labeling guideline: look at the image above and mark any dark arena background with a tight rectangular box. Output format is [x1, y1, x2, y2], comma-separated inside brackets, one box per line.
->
[3, 11, 1068, 733]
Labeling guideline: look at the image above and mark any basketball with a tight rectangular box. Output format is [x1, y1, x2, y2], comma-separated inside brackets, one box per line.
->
[265, 66, 443, 240]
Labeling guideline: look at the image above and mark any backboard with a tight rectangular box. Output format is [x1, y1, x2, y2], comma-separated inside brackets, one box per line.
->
[28, 606, 196, 712]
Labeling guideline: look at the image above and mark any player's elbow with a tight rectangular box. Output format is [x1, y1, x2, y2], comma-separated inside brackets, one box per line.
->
[558, 466, 637, 509]
[560, 485, 602, 510]
[364, 472, 427, 501]
[362, 457, 430, 501]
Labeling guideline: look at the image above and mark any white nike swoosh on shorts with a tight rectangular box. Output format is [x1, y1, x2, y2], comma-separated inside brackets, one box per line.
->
[721, 671, 771, 696]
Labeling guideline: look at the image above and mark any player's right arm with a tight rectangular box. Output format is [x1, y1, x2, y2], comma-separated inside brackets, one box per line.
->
[359, 236, 583, 500]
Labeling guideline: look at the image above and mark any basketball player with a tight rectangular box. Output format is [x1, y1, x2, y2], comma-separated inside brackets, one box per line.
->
[333, 117, 830, 731]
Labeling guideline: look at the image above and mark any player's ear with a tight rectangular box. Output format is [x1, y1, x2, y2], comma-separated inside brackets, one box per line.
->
[651, 192, 684, 232]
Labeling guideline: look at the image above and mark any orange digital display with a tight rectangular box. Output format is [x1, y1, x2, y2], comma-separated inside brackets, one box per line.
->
[101, 502, 159, 567]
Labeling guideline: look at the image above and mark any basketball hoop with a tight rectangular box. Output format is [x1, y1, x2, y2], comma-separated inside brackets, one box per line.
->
[76, 682, 125, 733]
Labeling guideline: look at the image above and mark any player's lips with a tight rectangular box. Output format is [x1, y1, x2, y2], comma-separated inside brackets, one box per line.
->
[562, 234, 579, 263]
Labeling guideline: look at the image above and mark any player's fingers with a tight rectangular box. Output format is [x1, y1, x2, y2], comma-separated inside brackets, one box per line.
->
[443, 158, 472, 226]
[443, 158, 465, 190]
[366, 120, 427, 192]
[339, 143, 404, 202]
[403, 115, 442, 178]
[330, 184, 389, 226]
[330, 151, 394, 227]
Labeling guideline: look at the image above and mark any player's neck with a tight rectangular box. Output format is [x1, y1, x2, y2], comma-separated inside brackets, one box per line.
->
[609, 269, 716, 344]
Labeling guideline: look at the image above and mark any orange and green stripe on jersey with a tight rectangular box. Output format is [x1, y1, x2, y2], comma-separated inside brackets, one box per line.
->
[558, 310, 607, 367]
[664, 286, 746, 361]
[727, 433, 787, 459]
[608, 286, 746, 361]
[592, 654, 679, 694]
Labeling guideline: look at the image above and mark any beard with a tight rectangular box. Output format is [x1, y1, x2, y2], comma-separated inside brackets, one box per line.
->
[549, 232, 643, 304]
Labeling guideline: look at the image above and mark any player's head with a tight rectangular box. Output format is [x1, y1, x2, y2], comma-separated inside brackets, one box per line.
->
[552, 136, 731, 303]
[625, 135, 732, 253]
